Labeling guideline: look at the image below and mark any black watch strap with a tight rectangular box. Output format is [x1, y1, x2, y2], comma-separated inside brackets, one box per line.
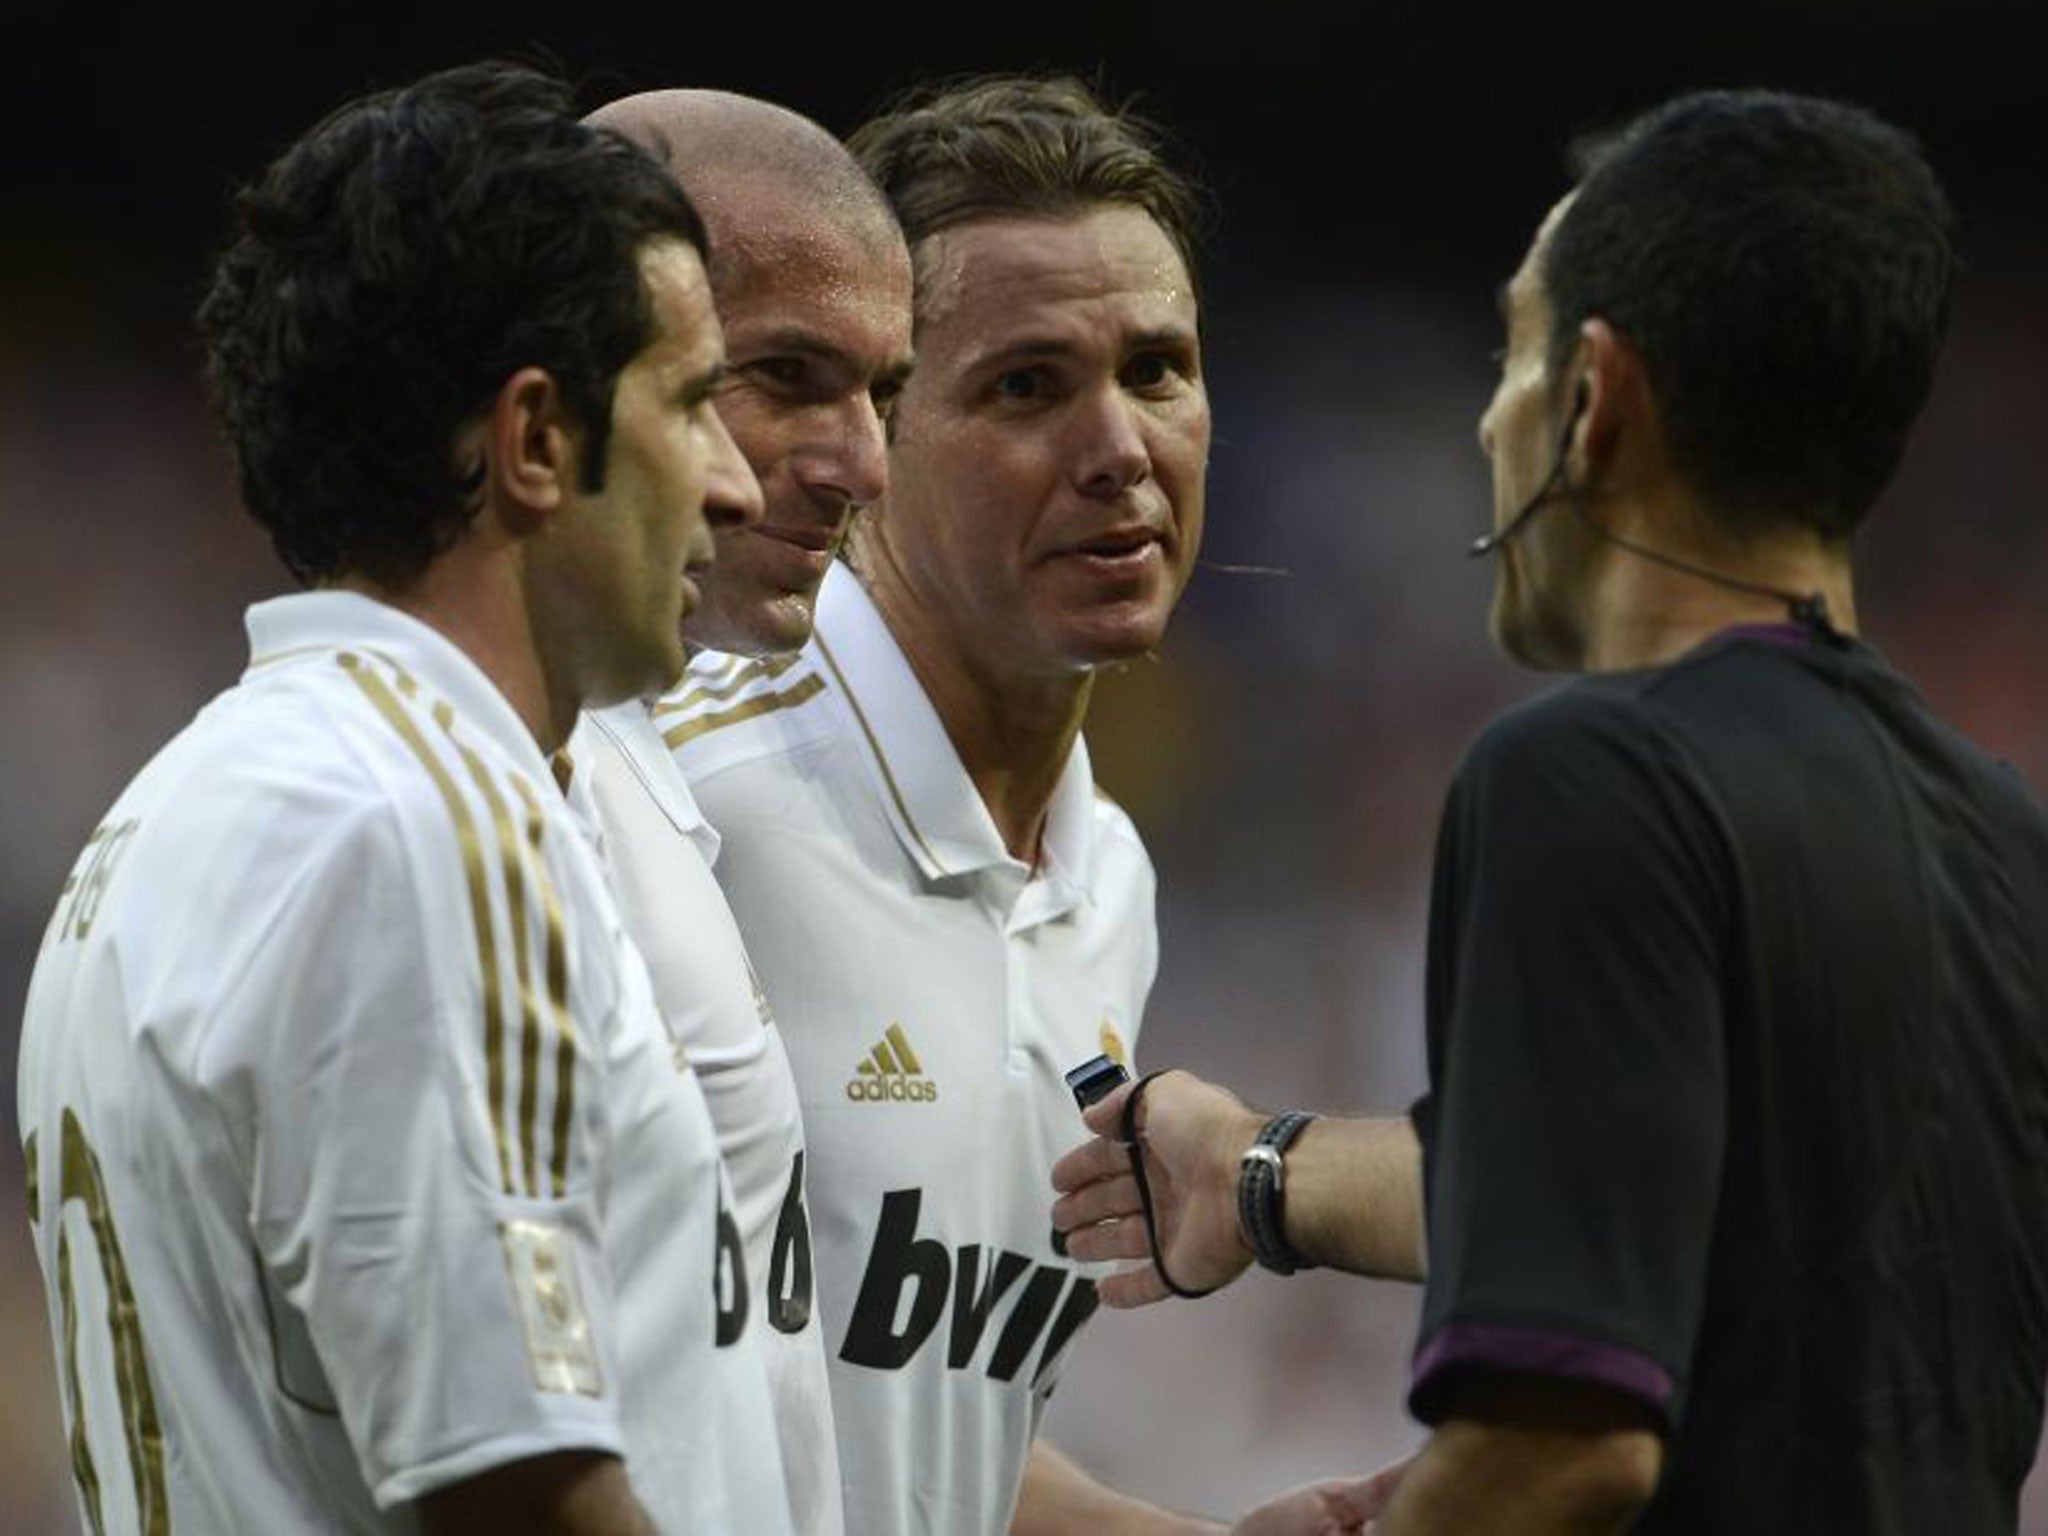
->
[1237, 1110, 1317, 1275]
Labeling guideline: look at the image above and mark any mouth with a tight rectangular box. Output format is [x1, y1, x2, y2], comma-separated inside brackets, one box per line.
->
[1048, 525, 1168, 574]
[678, 542, 715, 599]
[753, 522, 841, 555]
[1076, 527, 1158, 556]
[731, 521, 844, 596]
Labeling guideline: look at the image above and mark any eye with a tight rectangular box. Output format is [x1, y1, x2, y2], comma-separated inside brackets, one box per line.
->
[678, 366, 724, 414]
[993, 368, 1045, 402]
[870, 376, 904, 420]
[747, 357, 808, 391]
[1122, 352, 1175, 391]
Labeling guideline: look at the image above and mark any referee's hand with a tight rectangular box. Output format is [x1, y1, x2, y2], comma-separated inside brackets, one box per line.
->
[1049, 1069, 1263, 1307]
[1230, 1460, 1410, 1534]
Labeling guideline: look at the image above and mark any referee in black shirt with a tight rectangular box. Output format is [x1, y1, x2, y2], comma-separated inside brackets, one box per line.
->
[1053, 89, 2048, 1535]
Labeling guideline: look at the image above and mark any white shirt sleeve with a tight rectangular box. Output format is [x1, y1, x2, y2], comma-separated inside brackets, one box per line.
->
[230, 779, 627, 1508]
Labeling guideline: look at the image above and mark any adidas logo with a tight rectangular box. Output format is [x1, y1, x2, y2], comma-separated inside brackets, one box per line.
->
[845, 1024, 939, 1103]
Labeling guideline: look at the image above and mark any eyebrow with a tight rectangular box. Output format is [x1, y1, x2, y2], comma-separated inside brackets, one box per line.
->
[681, 360, 726, 405]
[730, 328, 844, 360]
[970, 323, 1199, 371]
[966, 336, 1072, 370]
[1126, 325, 1200, 354]
[733, 328, 917, 380]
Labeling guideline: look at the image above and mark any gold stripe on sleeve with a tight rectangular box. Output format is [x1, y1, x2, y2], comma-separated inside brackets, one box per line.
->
[442, 711, 546, 1200]
[340, 653, 516, 1193]
[660, 672, 826, 750]
[650, 653, 801, 718]
[512, 776, 580, 1199]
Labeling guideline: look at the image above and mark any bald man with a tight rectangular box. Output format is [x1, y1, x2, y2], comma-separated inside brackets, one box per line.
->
[566, 90, 914, 1536]
[588, 90, 915, 655]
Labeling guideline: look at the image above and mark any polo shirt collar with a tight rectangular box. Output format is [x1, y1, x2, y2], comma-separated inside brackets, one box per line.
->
[810, 565, 1097, 895]
[244, 588, 562, 794]
[581, 699, 721, 865]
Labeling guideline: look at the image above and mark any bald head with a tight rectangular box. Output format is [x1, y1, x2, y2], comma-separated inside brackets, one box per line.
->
[586, 89, 898, 290]
[581, 88, 916, 659]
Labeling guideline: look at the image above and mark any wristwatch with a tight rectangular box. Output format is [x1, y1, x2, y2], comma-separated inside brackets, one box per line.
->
[1236, 1110, 1317, 1275]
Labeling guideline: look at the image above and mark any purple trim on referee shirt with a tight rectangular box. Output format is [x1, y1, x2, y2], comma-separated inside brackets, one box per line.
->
[1716, 621, 1814, 647]
[1413, 1322, 1675, 1411]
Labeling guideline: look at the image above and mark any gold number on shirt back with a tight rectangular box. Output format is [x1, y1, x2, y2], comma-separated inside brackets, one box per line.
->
[25, 1111, 170, 1535]
[51, 819, 140, 947]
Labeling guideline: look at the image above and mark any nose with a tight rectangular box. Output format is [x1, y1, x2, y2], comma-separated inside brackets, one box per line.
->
[1072, 387, 1151, 500]
[703, 406, 764, 531]
[790, 394, 890, 511]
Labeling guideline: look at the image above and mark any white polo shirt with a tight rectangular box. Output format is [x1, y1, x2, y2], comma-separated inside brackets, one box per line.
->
[665, 565, 1157, 1535]
[16, 591, 791, 1535]
[572, 700, 844, 1536]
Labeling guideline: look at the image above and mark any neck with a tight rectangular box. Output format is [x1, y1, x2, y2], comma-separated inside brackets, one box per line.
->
[856, 544, 1090, 865]
[337, 538, 571, 753]
[1576, 497, 1857, 670]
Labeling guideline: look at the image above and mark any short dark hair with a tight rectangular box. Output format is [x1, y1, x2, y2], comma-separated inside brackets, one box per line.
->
[1543, 89, 1955, 537]
[847, 74, 1207, 296]
[198, 60, 708, 587]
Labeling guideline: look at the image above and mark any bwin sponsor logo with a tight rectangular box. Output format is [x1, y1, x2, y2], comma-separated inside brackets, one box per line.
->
[839, 1188, 1099, 1384]
[845, 1024, 939, 1103]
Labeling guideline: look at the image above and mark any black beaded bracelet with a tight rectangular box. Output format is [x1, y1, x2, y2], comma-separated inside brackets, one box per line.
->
[1236, 1110, 1318, 1275]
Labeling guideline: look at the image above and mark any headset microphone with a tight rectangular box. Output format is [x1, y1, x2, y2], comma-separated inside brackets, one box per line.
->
[1466, 383, 1840, 638]
[1470, 385, 1587, 558]
[1468, 462, 1562, 557]
[1566, 505, 1843, 640]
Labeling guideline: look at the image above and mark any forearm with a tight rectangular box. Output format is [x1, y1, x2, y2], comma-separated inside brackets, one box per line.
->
[417, 1450, 658, 1536]
[1376, 1433, 1648, 1536]
[1374, 1380, 1660, 1536]
[1055, 1076, 1426, 1303]
[1010, 1440, 1222, 1536]
[1281, 1114, 1425, 1282]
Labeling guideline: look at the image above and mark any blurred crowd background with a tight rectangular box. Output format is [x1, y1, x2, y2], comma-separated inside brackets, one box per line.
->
[4, 2, 2043, 1529]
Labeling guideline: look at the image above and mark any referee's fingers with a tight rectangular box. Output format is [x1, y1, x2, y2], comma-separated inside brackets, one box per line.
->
[1051, 1171, 1140, 1233]
[1077, 1076, 1137, 1139]
[1095, 1262, 1170, 1310]
[1050, 1131, 1128, 1193]
[1064, 1218, 1149, 1265]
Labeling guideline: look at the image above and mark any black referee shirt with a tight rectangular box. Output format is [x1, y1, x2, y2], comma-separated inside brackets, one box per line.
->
[1410, 625, 2048, 1534]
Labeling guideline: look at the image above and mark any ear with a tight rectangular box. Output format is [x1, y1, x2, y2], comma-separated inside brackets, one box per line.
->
[477, 366, 584, 533]
[1565, 317, 1653, 490]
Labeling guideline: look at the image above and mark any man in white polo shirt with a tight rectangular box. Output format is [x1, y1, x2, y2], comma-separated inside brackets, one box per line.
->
[16, 62, 793, 1534]
[663, 75, 1380, 1536]
[567, 87, 915, 1536]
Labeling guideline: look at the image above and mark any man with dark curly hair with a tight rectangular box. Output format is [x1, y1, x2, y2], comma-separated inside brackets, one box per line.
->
[16, 60, 797, 1534]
